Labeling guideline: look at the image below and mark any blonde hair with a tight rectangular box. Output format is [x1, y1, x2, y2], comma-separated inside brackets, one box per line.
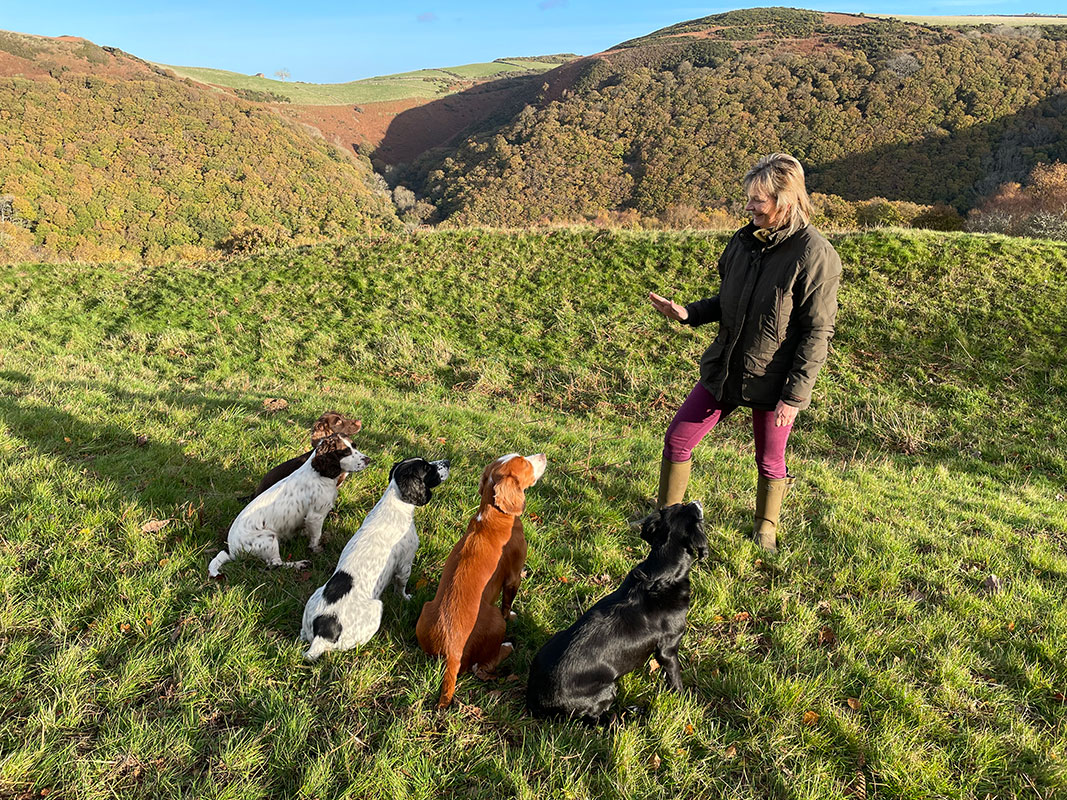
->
[743, 153, 813, 237]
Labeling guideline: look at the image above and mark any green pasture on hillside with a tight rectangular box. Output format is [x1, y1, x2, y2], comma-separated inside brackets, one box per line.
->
[880, 14, 1067, 26]
[161, 58, 563, 105]
[1, 230, 1065, 799]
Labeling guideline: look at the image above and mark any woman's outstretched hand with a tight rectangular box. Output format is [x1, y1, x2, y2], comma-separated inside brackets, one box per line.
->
[649, 292, 689, 322]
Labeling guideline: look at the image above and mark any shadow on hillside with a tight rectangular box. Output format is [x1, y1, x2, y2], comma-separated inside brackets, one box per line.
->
[0, 370, 415, 542]
[381, 64, 1066, 212]
[374, 72, 544, 166]
[809, 91, 1067, 209]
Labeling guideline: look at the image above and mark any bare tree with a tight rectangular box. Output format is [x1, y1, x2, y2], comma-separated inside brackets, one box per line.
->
[274, 68, 290, 81]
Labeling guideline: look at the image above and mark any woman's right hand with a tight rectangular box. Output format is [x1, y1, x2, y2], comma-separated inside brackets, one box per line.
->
[649, 292, 689, 322]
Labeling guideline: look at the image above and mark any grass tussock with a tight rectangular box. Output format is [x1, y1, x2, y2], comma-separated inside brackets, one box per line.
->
[0, 229, 1065, 799]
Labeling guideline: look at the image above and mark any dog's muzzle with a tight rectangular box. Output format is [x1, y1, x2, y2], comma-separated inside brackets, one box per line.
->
[433, 459, 451, 482]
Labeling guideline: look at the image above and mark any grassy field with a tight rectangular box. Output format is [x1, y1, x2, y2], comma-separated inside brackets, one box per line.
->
[1, 229, 1065, 799]
[879, 14, 1067, 26]
[161, 58, 568, 105]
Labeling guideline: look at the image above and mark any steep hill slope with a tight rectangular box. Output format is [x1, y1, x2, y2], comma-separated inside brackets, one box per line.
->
[0, 30, 397, 262]
[403, 8, 1067, 226]
[162, 56, 578, 164]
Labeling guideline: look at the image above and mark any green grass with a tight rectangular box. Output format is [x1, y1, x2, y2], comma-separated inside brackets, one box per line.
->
[877, 14, 1067, 26]
[161, 57, 569, 106]
[1, 229, 1065, 799]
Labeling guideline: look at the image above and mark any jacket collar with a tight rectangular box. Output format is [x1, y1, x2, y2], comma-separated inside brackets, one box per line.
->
[740, 221, 796, 249]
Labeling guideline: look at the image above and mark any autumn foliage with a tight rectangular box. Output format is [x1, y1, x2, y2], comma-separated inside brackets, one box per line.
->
[968, 162, 1067, 240]
[406, 11, 1067, 229]
[0, 60, 397, 263]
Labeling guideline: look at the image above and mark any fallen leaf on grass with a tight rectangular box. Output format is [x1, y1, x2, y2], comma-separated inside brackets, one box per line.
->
[803, 710, 820, 726]
[983, 574, 1002, 593]
[906, 589, 925, 603]
[142, 519, 171, 534]
[685, 724, 694, 734]
[461, 703, 484, 719]
[845, 770, 867, 800]
[818, 627, 836, 647]
[558, 576, 569, 583]
[506, 674, 520, 682]
[1053, 691, 1066, 703]
[64, 437, 71, 443]
[648, 753, 661, 771]
[724, 744, 738, 759]
[847, 697, 862, 711]
[1007, 621, 1016, 632]
[734, 611, 751, 622]
[119, 623, 131, 633]
[415, 578, 428, 590]
[648, 657, 660, 673]
[135, 434, 149, 446]
[589, 573, 613, 586]
[262, 398, 289, 413]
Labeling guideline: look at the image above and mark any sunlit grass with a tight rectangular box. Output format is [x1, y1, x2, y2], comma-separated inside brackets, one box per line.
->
[0, 229, 1064, 798]
[160, 58, 566, 105]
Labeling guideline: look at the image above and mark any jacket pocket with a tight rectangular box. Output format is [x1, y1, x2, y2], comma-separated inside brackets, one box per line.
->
[744, 351, 769, 377]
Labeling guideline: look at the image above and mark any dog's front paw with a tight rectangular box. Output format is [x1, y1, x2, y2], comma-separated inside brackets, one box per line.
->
[401, 592, 412, 601]
[309, 543, 323, 554]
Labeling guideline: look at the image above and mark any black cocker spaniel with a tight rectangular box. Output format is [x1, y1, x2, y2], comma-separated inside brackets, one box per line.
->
[526, 501, 708, 724]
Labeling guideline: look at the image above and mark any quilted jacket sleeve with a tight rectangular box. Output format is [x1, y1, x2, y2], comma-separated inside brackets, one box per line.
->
[781, 239, 842, 408]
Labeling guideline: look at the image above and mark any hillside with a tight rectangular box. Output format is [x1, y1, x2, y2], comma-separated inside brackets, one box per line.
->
[162, 55, 578, 164]
[0, 30, 398, 262]
[401, 8, 1067, 226]
[1, 229, 1065, 798]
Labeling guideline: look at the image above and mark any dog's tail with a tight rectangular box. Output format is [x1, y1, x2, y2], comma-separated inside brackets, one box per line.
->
[208, 550, 231, 577]
[437, 653, 462, 709]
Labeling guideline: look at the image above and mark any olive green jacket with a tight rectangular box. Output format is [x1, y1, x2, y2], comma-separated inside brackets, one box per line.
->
[683, 223, 841, 411]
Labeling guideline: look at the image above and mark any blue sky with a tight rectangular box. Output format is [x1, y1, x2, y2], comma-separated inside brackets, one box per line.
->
[3, 1, 1064, 83]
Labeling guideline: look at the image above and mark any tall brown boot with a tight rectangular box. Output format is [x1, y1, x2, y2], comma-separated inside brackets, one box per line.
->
[657, 455, 692, 508]
[753, 474, 794, 553]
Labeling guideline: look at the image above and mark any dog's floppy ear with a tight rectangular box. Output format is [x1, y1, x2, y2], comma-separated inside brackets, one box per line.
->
[392, 459, 433, 506]
[639, 509, 665, 544]
[310, 434, 345, 479]
[493, 475, 525, 515]
[311, 413, 340, 444]
[686, 525, 710, 560]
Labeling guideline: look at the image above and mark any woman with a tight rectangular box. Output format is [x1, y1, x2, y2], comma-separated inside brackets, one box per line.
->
[649, 153, 841, 552]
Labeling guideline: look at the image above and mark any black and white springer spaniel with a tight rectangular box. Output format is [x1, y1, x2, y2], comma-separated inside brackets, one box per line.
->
[301, 457, 450, 660]
[208, 434, 369, 577]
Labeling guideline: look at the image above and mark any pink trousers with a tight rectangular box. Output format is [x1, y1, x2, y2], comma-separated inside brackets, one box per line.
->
[663, 382, 793, 479]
